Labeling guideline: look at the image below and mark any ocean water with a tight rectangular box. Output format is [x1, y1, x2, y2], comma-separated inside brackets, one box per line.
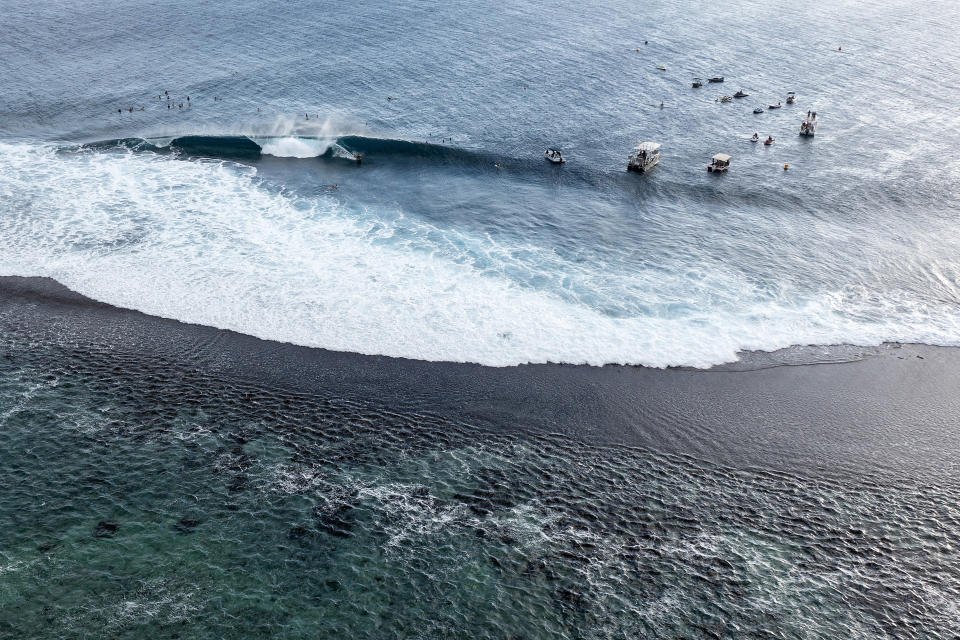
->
[3, 0, 960, 637]
[2, 0, 960, 367]
[0, 305, 958, 639]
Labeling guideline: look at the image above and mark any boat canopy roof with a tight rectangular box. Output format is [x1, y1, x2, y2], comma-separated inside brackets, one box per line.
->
[634, 141, 661, 152]
[712, 153, 731, 163]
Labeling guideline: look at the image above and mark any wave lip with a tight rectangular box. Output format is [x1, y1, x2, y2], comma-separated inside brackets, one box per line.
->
[81, 133, 491, 166]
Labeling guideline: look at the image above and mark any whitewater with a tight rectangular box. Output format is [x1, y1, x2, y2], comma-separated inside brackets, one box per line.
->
[2, 137, 960, 368]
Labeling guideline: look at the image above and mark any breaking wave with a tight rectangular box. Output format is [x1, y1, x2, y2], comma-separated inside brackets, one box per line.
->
[4, 140, 960, 368]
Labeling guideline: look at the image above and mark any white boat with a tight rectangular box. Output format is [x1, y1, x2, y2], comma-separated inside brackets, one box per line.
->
[627, 141, 661, 173]
[707, 153, 731, 173]
[786, 91, 797, 104]
[544, 148, 565, 163]
[768, 102, 782, 109]
[799, 111, 818, 136]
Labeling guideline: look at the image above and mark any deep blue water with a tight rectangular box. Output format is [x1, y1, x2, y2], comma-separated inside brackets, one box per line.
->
[2, 0, 960, 367]
[2, 0, 960, 637]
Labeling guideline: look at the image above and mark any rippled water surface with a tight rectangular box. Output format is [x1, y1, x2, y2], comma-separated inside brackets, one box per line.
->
[1, 316, 959, 638]
[3, 0, 960, 636]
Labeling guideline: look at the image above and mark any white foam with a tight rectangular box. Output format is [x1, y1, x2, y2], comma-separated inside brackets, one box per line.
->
[2, 141, 960, 368]
[248, 115, 359, 157]
[252, 136, 336, 158]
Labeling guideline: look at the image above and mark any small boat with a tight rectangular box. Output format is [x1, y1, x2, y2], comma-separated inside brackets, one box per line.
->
[733, 89, 748, 98]
[763, 136, 774, 145]
[692, 78, 703, 88]
[753, 107, 764, 114]
[544, 148, 565, 164]
[656, 65, 666, 71]
[786, 92, 797, 104]
[799, 111, 817, 136]
[627, 141, 661, 173]
[708, 76, 724, 83]
[768, 102, 782, 109]
[720, 96, 732, 103]
[751, 133, 760, 142]
[707, 153, 731, 172]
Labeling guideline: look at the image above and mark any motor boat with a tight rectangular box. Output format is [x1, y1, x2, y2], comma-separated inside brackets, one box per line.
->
[763, 136, 774, 145]
[692, 78, 703, 88]
[708, 76, 724, 83]
[799, 111, 817, 136]
[656, 65, 666, 71]
[733, 89, 748, 98]
[627, 141, 661, 173]
[720, 96, 732, 103]
[751, 133, 760, 142]
[707, 153, 731, 172]
[753, 107, 764, 113]
[544, 148, 565, 163]
[768, 102, 782, 109]
[786, 92, 797, 104]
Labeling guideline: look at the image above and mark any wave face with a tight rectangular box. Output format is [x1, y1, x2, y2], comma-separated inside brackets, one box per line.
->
[88, 134, 496, 167]
[3, 141, 960, 368]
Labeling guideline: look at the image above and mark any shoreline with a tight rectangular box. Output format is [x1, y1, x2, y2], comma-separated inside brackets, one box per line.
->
[2, 274, 958, 482]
